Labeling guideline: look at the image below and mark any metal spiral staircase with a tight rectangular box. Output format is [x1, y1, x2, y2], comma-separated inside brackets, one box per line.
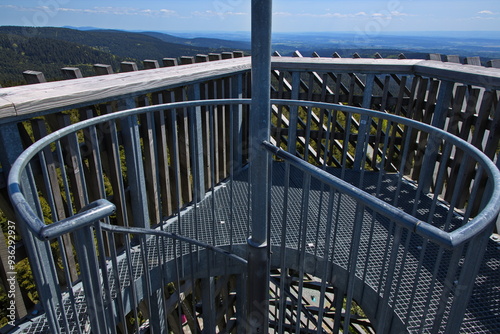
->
[4, 1, 500, 333]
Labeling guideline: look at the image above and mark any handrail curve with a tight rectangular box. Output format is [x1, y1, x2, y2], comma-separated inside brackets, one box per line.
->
[8, 99, 500, 250]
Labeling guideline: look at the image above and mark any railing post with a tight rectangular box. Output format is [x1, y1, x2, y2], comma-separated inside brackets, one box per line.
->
[187, 84, 206, 202]
[354, 74, 375, 170]
[72, 224, 111, 334]
[247, 0, 272, 332]
[119, 98, 150, 228]
[1, 123, 60, 332]
[419, 80, 454, 193]
[231, 74, 244, 171]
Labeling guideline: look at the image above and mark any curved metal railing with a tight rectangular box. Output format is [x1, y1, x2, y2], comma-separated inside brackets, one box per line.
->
[8, 99, 500, 333]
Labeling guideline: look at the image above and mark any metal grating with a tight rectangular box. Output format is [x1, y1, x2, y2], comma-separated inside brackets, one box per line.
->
[15, 163, 500, 333]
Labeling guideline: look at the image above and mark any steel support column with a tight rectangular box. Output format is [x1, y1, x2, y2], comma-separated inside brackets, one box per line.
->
[247, 0, 272, 332]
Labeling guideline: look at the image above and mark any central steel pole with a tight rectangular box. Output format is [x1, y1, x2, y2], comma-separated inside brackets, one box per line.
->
[247, 0, 272, 332]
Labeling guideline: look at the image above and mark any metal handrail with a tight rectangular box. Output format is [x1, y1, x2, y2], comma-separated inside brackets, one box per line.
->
[8, 99, 500, 247]
[265, 100, 500, 248]
[7, 98, 500, 333]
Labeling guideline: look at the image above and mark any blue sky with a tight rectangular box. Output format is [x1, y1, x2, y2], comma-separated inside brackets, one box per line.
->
[0, 0, 499, 34]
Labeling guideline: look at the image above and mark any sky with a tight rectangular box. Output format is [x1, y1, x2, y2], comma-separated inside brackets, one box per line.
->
[0, 0, 499, 35]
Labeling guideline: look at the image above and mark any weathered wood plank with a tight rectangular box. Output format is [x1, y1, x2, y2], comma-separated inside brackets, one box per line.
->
[61, 67, 83, 79]
[0, 98, 16, 119]
[151, 92, 174, 217]
[23, 70, 46, 84]
[0, 58, 251, 119]
[94, 64, 114, 75]
[272, 57, 420, 73]
[173, 87, 193, 205]
[143, 60, 160, 69]
[120, 62, 138, 72]
[414, 61, 500, 88]
[138, 97, 162, 225]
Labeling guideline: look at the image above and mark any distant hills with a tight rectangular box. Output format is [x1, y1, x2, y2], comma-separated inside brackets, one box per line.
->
[0, 26, 247, 86]
[1, 26, 498, 87]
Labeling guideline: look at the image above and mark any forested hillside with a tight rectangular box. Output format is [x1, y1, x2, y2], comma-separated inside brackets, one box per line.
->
[0, 32, 130, 86]
[0, 26, 241, 87]
[141, 31, 251, 50]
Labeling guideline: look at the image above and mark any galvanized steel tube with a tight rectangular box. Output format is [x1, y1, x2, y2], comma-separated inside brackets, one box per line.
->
[247, 0, 272, 332]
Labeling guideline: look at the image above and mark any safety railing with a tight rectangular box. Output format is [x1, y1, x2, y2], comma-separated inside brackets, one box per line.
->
[7, 100, 251, 333]
[7, 98, 500, 333]
[262, 100, 500, 332]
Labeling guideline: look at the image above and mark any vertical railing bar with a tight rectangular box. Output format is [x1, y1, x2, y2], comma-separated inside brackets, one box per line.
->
[187, 243, 200, 333]
[185, 92, 201, 267]
[55, 140, 74, 214]
[341, 111, 352, 179]
[168, 108, 183, 235]
[24, 163, 62, 333]
[430, 244, 465, 333]
[108, 119, 130, 228]
[94, 222, 117, 332]
[151, 93, 172, 220]
[361, 209, 378, 292]
[246, 159, 251, 240]
[158, 235, 170, 332]
[56, 235, 83, 334]
[203, 251, 215, 332]
[354, 73, 375, 171]
[376, 219, 396, 295]
[443, 153, 470, 231]
[410, 133, 444, 218]
[120, 111, 150, 230]
[108, 232, 128, 333]
[313, 190, 324, 260]
[123, 233, 140, 333]
[327, 108, 339, 166]
[89, 123, 114, 261]
[322, 107, 333, 169]
[72, 225, 107, 334]
[37, 151, 58, 221]
[89, 124, 107, 203]
[417, 245, 445, 334]
[278, 161, 291, 334]
[294, 173, 311, 334]
[393, 125, 414, 208]
[376, 224, 403, 333]
[74, 129, 90, 207]
[229, 96, 235, 250]
[390, 228, 413, 327]
[403, 238, 429, 327]
[51, 238, 73, 334]
[210, 105, 217, 248]
[142, 111, 162, 225]
[343, 203, 365, 333]
[37, 148, 73, 327]
[444, 228, 492, 333]
[304, 103, 313, 162]
[289, 72, 300, 155]
[426, 141, 453, 224]
[375, 118, 394, 197]
[188, 83, 206, 204]
[463, 166, 486, 222]
[267, 158, 275, 332]
[312, 107, 334, 260]
[316, 188, 336, 334]
[357, 115, 372, 189]
[332, 286, 345, 333]
[329, 189, 345, 277]
[173, 238, 184, 333]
